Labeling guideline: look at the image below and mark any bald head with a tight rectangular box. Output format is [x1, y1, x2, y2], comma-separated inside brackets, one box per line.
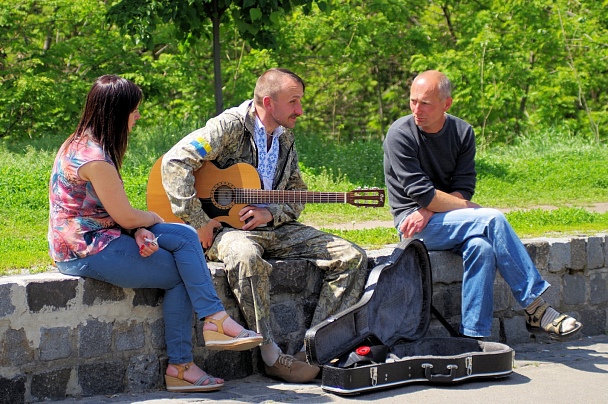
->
[412, 70, 453, 100]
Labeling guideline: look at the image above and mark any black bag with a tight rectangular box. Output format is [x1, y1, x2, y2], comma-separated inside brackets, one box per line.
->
[304, 239, 513, 395]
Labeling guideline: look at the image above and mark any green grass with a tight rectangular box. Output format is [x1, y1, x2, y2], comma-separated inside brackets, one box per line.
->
[1, 125, 607, 275]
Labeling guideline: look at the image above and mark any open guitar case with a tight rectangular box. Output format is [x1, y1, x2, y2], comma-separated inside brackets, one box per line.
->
[304, 238, 514, 395]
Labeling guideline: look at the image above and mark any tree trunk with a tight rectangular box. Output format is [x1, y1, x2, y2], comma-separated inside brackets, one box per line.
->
[211, 0, 223, 116]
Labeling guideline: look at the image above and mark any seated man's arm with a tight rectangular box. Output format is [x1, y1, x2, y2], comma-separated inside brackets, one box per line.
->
[401, 191, 481, 238]
[161, 117, 239, 246]
[426, 189, 481, 212]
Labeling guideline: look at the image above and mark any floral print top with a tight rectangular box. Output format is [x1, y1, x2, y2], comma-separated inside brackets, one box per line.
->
[48, 136, 121, 262]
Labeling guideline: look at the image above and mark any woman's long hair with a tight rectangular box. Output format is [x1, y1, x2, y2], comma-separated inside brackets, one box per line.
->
[68, 75, 142, 170]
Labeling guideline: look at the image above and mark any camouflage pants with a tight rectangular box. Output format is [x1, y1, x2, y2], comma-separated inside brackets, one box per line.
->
[205, 221, 367, 344]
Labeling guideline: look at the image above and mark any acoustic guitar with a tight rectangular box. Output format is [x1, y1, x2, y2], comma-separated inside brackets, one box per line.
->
[146, 157, 385, 229]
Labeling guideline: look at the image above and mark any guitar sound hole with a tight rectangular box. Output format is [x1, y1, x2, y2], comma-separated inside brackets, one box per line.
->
[214, 185, 235, 207]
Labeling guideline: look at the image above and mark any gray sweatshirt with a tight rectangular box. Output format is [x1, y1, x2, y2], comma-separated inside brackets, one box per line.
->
[383, 113, 477, 227]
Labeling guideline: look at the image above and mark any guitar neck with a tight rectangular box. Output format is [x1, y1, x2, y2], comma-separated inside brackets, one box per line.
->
[235, 189, 348, 204]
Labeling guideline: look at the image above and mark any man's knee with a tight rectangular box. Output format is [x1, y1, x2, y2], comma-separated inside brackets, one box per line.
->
[463, 236, 493, 256]
[479, 207, 508, 223]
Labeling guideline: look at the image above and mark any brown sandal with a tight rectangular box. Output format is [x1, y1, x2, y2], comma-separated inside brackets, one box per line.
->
[525, 303, 583, 340]
[203, 314, 263, 351]
[164, 362, 223, 392]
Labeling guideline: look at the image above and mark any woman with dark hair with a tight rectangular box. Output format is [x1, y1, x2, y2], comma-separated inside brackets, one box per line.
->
[48, 75, 262, 393]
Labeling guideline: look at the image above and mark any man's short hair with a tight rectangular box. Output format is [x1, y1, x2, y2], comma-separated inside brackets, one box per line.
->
[437, 74, 453, 99]
[254, 68, 305, 106]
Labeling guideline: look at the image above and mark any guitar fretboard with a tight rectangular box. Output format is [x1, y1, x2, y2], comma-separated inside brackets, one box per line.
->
[230, 189, 348, 204]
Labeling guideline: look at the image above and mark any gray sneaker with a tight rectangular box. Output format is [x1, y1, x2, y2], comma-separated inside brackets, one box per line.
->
[264, 353, 320, 383]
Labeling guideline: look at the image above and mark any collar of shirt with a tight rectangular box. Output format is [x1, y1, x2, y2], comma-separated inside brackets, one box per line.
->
[254, 117, 282, 192]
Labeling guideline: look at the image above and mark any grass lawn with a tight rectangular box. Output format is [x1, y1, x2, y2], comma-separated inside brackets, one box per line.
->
[1, 126, 607, 275]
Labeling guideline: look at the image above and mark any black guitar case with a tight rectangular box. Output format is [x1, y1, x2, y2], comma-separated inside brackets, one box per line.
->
[304, 238, 513, 395]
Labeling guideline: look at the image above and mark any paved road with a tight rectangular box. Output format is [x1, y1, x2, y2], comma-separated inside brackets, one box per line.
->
[54, 334, 608, 404]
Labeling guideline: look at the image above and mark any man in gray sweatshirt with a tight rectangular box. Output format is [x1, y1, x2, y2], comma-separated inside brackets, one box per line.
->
[383, 70, 582, 340]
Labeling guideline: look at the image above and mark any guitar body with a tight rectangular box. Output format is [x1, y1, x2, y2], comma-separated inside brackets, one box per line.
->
[147, 156, 384, 229]
[147, 157, 262, 228]
[146, 157, 183, 224]
[194, 162, 261, 228]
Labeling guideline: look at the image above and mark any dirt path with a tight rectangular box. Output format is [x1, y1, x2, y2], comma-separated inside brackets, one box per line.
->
[305, 202, 608, 230]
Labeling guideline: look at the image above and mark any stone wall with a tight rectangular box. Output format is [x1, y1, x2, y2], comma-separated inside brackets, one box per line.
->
[1, 235, 607, 403]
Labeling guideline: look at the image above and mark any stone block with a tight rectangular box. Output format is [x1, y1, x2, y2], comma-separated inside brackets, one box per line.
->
[39, 326, 72, 361]
[78, 361, 126, 396]
[31, 367, 71, 401]
[115, 321, 145, 352]
[26, 278, 78, 312]
[488, 318, 501, 342]
[126, 354, 161, 392]
[429, 251, 463, 284]
[269, 260, 320, 294]
[271, 301, 300, 335]
[590, 271, 608, 305]
[569, 237, 586, 270]
[426, 321, 457, 338]
[578, 308, 606, 337]
[0, 283, 15, 318]
[83, 278, 126, 306]
[0, 375, 26, 404]
[541, 273, 562, 308]
[78, 319, 112, 358]
[563, 274, 587, 305]
[503, 315, 533, 344]
[586, 236, 605, 269]
[148, 318, 166, 350]
[1, 328, 33, 367]
[133, 288, 164, 307]
[432, 284, 462, 319]
[525, 239, 550, 272]
[493, 276, 511, 312]
[548, 239, 571, 273]
[270, 301, 303, 354]
[199, 349, 254, 380]
[604, 234, 608, 265]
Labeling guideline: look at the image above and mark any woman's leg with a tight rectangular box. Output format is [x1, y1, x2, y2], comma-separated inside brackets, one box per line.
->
[149, 223, 260, 345]
[56, 231, 200, 364]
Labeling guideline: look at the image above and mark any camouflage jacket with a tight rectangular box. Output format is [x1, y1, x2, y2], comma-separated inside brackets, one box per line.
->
[161, 100, 307, 230]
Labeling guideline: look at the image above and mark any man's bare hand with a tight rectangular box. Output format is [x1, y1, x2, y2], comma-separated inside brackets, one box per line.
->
[198, 219, 222, 249]
[399, 208, 434, 238]
[239, 206, 272, 231]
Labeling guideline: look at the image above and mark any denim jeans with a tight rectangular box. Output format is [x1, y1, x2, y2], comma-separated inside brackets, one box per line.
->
[55, 223, 224, 364]
[401, 208, 550, 337]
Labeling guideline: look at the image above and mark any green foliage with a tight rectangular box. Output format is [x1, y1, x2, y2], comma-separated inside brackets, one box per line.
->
[0, 0, 146, 139]
[2, 1, 608, 145]
[107, 0, 325, 114]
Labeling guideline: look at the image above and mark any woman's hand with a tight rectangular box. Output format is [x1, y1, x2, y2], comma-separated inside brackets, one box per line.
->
[135, 228, 159, 257]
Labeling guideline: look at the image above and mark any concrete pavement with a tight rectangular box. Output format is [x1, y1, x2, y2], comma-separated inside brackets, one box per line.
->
[52, 334, 608, 404]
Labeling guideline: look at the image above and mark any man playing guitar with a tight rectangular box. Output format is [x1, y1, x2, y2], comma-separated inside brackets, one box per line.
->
[161, 68, 368, 384]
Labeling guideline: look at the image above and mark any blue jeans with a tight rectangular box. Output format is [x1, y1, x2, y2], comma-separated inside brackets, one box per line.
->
[401, 208, 550, 337]
[56, 223, 224, 364]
